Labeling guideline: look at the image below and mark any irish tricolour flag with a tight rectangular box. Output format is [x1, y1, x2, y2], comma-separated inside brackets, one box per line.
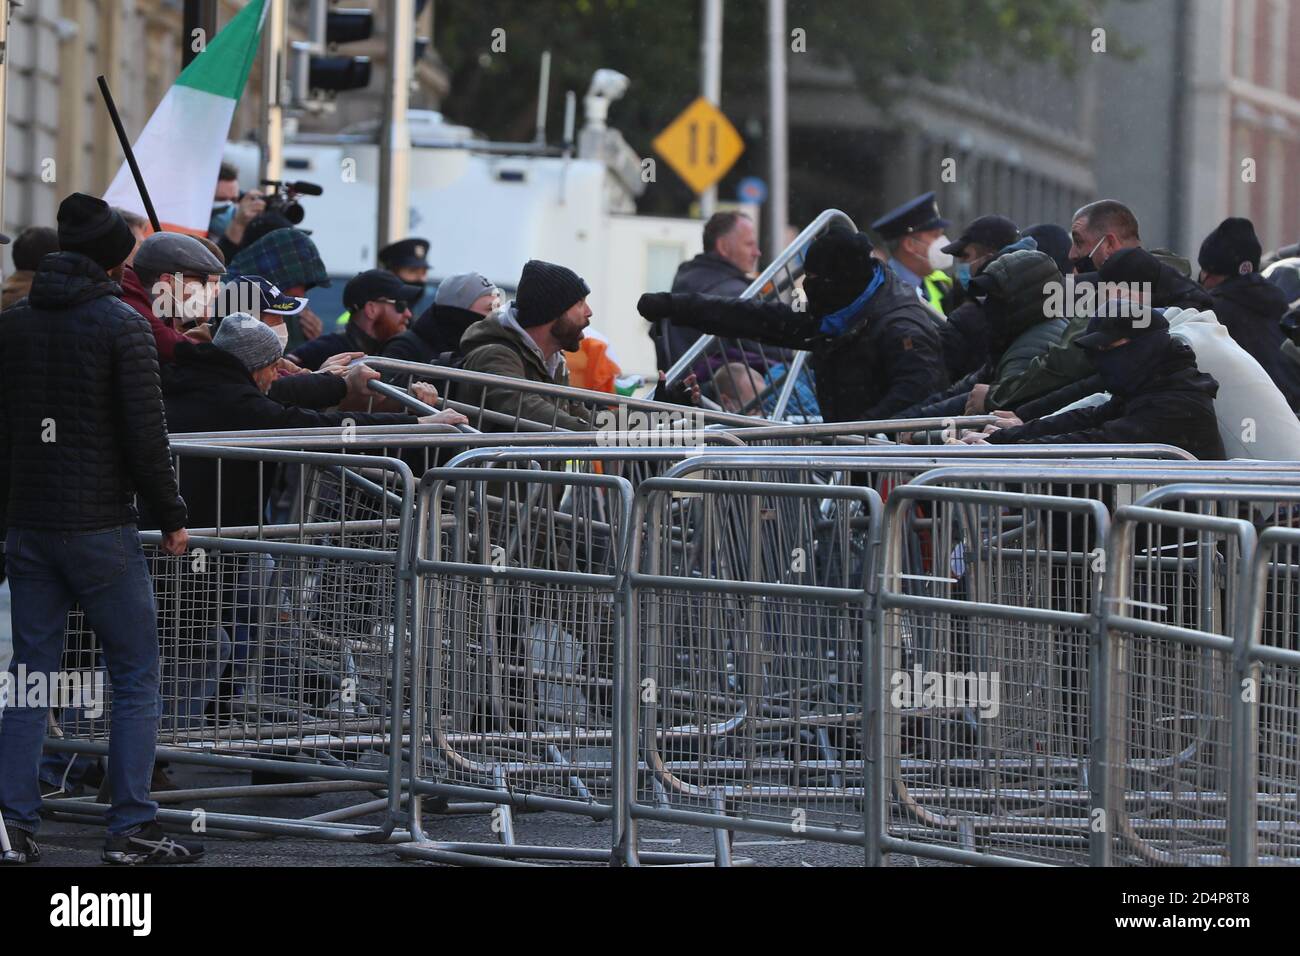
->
[104, 0, 266, 234]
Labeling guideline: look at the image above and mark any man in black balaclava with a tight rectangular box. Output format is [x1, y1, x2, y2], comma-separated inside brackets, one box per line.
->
[637, 226, 946, 422]
[975, 308, 1226, 460]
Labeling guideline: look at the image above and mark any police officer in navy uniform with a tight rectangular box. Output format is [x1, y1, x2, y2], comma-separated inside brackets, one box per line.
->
[870, 191, 954, 316]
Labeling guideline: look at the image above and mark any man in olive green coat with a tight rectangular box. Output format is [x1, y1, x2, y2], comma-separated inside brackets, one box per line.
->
[459, 259, 595, 431]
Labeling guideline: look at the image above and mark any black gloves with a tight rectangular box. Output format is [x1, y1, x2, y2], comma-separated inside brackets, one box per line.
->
[653, 371, 701, 407]
[637, 293, 675, 321]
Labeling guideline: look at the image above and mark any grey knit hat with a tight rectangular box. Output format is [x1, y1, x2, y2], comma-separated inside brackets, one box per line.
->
[213, 312, 283, 372]
[435, 272, 494, 310]
[134, 232, 226, 287]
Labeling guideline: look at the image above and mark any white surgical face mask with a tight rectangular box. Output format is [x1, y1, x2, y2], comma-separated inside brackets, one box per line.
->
[271, 323, 290, 350]
[928, 236, 955, 272]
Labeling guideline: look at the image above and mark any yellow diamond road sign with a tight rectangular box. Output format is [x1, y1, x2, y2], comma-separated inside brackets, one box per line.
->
[652, 97, 745, 195]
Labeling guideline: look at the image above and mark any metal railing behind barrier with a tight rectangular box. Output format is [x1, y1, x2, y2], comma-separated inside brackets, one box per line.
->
[398, 466, 719, 865]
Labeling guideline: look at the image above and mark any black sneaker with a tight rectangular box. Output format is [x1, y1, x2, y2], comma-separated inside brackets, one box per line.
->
[1, 826, 41, 865]
[102, 822, 205, 865]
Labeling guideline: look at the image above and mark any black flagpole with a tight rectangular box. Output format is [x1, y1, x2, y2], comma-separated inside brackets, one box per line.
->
[97, 74, 162, 232]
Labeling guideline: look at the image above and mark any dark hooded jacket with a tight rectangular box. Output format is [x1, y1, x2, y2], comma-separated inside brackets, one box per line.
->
[0, 251, 187, 533]
[987, 336, 1225, 460]
[1208, 273, 1300, 412]
[900, 250, 1066, 420]
[987, 249, 1214, 413]
[654, 251, 753, 370]
[160, 342, 416, 528]
[652, 267, 945, 423]
[383, 303, 481, 366]
[938, 300, 990, 382]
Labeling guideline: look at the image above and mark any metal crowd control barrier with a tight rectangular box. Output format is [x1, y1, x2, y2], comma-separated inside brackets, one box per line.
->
[664, 209, 858, 422]
[1246, 526, 1300, 865]
[1102, 503, 1258, 866]
[397, 466, 716, 865]
[622, 477, 881, 865]
[43, 444, 419, 842]
[363, 355, 766, 433]
[875, 485, 1110, 867]
[1101, 484, 1300, 866]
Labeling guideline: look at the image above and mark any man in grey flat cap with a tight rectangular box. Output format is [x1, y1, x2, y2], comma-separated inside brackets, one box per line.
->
[119, 232, 226, 363]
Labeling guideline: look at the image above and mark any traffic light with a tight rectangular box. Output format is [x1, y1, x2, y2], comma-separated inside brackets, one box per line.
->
[309, 8, 373, 92]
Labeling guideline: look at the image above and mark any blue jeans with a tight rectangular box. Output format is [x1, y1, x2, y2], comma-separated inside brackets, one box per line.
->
[0, 525, 160, 835]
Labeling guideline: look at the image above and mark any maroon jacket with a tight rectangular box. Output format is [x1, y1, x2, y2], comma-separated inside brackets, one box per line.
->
[119, 265, 186, 364]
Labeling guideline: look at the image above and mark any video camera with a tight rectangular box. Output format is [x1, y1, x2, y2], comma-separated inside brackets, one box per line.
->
[260, 179, 323, 225]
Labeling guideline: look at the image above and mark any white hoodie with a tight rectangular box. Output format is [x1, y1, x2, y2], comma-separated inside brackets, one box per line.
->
[1044, 307, 1300, 460]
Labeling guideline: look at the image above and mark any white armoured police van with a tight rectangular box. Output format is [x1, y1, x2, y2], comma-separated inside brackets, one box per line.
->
[225, 70, 720, 378]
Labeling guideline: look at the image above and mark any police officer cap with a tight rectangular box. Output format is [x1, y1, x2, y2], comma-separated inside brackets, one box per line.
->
[870, 191, 950, 241]
[378, 237, 431, 270]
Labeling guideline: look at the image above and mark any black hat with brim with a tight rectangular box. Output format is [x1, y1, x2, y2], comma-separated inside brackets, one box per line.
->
[1075, 308, 1170, 351]
[378, 237, 431, 270]
[941, 215, 1020, 256]
[344, 269, 412, 312]
[870, 191, 950, 241]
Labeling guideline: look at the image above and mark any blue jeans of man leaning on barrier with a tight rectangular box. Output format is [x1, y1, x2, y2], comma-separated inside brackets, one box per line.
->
[0, 525, 160, 836]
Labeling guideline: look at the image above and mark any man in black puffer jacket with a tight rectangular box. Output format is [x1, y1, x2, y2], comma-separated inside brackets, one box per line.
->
[0, 194, 198, 866]
[1197, 217, 1300, 413]
[639, 226, 945, 423]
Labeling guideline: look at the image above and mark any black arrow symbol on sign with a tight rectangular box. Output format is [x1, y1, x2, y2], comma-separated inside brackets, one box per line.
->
[708, 123, 718, 166]
[688, 122, 698, 165]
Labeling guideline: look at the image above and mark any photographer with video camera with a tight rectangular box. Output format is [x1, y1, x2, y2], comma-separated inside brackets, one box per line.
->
[210, 162, 266, 260]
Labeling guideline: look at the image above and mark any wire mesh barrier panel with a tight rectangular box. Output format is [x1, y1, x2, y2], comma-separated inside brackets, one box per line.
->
[1100, 486, 1300, 866]
[45, 445, 417, 840]
[877, 486, 1110, 867]
[625, 478, 881, 862]
[1249, 527, 1300, 865]
[663, 210, 859, 422]
[1102, 505, 1257, 866]
[399, 466, 666, 865]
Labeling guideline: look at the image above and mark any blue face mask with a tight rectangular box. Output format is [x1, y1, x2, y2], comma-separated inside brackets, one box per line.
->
[209, 202, 235, 237]
[955, 263, 972, 289]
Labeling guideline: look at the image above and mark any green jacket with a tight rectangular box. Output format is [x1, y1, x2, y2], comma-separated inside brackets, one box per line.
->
[459, 311, 594, 431]
[986, 310, 1091, 411]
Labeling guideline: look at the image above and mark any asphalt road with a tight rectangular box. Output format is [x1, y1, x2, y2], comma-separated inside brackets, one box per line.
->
[26, 762, 950, 868]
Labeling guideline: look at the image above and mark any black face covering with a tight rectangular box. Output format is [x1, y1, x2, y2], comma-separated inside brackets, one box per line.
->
[802, 227, 877, 318]
[1088, 332, 1169, 397]
[1072, 237, 1105, 275]
[803, 271, 865, 318]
